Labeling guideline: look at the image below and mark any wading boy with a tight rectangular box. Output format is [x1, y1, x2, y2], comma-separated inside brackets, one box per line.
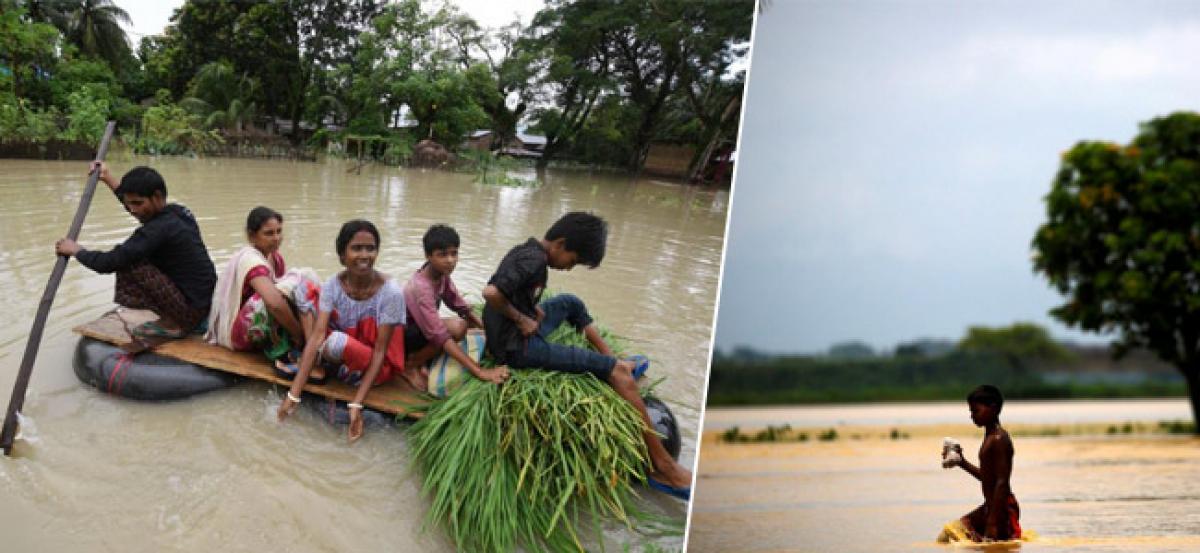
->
[55, 163, 216, 348]
[403, 224, 509, 387]
[948, 384, 1022, 541]
[481, 212, 693, 499]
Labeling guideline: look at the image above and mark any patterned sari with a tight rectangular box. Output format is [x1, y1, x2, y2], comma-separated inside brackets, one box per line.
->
[206, 246, 320, 360]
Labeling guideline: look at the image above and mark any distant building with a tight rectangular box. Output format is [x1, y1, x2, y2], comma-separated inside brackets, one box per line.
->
[642, 143, 695, 179]
[464, 129, 546, 158]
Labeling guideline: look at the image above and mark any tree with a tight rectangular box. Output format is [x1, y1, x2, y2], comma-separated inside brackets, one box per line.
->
[604, 0, 752, 170]
[20, 0, 71, 31]
[61, 0, 134, 72]
[524, 0, 614, 169]
[180, 60, 259, 132]
[443, 14, 537, 151]
[1033, 112, 1200, 431]
[957, 323, 1073, 363]
[524, 0, 751, 171]
[827, 340, 875, 359]
[1, 4, 61, 102]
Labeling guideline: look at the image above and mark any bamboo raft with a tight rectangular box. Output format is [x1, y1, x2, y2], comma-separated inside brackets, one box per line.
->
[73, 310, 429, 417]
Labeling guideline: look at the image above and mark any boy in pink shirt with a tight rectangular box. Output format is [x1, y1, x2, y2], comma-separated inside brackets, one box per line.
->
[403, 224, 509, 386]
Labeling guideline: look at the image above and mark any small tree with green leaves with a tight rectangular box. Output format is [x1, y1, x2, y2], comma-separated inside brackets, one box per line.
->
[958, 323, 1074, 363]
[1033, 112, 1200, 431]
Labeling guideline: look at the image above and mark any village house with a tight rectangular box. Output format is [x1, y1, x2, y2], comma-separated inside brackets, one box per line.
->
[465, 130, 547, 158]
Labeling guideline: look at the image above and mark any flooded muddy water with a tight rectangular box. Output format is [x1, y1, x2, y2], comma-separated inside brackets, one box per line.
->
[691, 402, 1200, 552]
[0, 156, 727, 551]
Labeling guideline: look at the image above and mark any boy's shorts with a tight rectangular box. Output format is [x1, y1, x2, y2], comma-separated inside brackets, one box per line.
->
[403, 323, 429, 352]
[963, 494, 1021, 540]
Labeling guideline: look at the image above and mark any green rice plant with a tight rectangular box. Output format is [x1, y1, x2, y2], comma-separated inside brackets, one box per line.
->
[408, 320, 667, 552]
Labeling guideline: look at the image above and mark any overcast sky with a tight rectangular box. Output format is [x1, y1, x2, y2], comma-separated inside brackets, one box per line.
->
[716, 0, 1200, 354]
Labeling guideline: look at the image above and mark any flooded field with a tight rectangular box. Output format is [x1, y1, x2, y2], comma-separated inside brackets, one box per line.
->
[0, 156, 727, 551]
[691, 401, 1200, 552]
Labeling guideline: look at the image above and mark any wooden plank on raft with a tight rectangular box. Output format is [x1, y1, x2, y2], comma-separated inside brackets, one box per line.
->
[73, 310, 429, 418]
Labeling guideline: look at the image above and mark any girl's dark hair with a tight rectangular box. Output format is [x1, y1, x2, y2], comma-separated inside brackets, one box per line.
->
[423, 224, 460, 255]
[115, 166, 167, 199]
[545, 211, 608, 267]
[246, 206, 283, 233]
[336, 219, 380, 256]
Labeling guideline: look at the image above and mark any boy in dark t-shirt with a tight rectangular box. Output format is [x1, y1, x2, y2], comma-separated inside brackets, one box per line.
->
[482, 212, 693, 499]
[56, 163, 216, 348]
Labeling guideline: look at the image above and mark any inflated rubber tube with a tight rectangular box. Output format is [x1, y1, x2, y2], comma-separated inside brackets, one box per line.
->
[73, 337, 237, 400]
[645, 395, 682, 460]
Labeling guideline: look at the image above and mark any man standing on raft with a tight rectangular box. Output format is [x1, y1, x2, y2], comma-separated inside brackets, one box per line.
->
[946, 384, 1022, 542]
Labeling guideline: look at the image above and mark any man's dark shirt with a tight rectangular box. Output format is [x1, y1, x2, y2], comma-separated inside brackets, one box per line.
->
[483, 238, 548, 363]
[74, 200, 216, 311]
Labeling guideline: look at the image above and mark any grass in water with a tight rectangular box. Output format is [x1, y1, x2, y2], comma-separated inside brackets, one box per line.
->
[408, 320, 673, 552]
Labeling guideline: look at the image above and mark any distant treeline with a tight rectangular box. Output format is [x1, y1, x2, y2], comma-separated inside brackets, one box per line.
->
[709, 322, 1187, 405]
[707, 351, 1186, 405]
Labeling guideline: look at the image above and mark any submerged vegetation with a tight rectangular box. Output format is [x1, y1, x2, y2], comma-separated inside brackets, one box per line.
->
[718, 425, 907, 443]
[458, 149, 541, 187]
[717, 420, 1198, 444]
[408, 320, 678, 552]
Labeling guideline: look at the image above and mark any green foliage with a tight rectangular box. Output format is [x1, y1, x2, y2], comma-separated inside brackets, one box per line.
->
[706, 350, 1187, 406]
[0, 96, 61, 143]
[827, 340, 876, 359]
[58, 0, 135, 72]
[47, 56, 121, 109]
[329, 132, 417, 166]
[958, 323, 1075, 362]
[136, 94, 222, 155]
[458, 149, 540, 187]
[0, 5, 62, 103]
[61, 85, 109, 142]
[395, 69, 491, 145]
[525, 0, 753, 169]
[1158, 419, 1195, 434]
[1033, 112, 1200, 429]
[408, 320, 676, 552]
[181, 60, 260, 131]
[3, 0, 752, 170]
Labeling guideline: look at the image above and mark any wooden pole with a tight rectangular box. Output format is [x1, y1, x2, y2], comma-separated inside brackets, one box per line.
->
[1, 121, 117, 455]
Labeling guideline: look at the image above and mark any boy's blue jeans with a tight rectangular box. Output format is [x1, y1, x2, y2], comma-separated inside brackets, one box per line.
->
[509, 294, 617, 380]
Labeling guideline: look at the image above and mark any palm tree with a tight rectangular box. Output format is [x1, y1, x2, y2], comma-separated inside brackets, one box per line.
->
[181, 61, 262, 133]
[21, 0, 72, 30]
[64, 0, 133, 70]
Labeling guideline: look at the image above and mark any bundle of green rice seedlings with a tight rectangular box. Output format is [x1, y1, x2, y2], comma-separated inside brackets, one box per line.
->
[408, 322, 659, 552]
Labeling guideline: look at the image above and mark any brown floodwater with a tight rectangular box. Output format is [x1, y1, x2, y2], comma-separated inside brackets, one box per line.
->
[0, 156, 727, 551]
[690, 403, 1200, 552]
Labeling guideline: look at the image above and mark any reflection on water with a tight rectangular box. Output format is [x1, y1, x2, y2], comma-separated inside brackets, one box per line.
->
[0, 157, 727, 550]
[691, 403, 1200, 553]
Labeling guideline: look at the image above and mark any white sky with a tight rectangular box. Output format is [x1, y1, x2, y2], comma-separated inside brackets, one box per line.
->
[117, 0, 545, 40]
[716, 0, 1200, 354]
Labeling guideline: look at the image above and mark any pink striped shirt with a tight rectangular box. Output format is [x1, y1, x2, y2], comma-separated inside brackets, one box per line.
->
[403, 264, 472, 347]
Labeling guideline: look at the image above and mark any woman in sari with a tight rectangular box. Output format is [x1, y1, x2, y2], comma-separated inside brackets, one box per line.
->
[206, 207, 322, 378]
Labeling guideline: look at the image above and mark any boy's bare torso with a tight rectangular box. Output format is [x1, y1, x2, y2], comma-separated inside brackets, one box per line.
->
[978, 426, 1013, 501]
